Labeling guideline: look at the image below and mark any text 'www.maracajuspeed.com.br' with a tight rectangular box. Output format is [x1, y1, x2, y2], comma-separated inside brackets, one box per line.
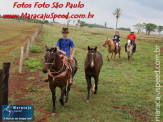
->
[3, 12, 94, 20]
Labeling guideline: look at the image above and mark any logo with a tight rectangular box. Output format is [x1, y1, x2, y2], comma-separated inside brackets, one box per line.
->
[2, 105, 33, 121]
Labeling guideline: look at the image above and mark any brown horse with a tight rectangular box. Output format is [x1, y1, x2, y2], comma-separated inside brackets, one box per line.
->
[84, 46, 103, 103]
[103, 38, 121, 61]
[42, 47, 77, 117]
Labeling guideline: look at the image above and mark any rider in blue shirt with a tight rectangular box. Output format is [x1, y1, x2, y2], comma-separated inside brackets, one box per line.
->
[56, 28, 75, 60]
[56, 38, 75, 58]
[56, 28, 75, 84]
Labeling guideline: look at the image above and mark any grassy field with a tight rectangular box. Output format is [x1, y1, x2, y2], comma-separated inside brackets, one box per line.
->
[4, 20, 163, 122]
[0, 19, 40, 67]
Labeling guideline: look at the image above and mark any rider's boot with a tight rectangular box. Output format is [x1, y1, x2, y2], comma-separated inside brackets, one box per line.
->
[125, 44, 127, 52]
[43, 75, 48, 82]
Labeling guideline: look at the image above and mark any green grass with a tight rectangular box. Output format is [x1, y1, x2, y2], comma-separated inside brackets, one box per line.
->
[24, 57, 42, 71]
[6, 22, 163, 121]
[26, 76, 35, 81]
[38, 23, 162, 121]
[0, 19, 40, 68]
[30, 45, 43, 53]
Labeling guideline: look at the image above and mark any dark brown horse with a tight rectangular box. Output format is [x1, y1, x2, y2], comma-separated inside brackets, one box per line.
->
[42, 47, 77, 116]
[84, 46, 103, 103]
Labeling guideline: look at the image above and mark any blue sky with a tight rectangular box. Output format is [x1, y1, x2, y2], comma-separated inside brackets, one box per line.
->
[0, 0, 163, 30]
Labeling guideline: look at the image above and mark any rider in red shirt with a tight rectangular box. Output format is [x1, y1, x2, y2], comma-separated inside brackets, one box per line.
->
[125, 31, 137, 53]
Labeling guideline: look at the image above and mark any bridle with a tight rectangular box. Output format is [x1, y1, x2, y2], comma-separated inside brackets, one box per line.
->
[43, 51, 68, 81]
[127, 40, 131, 47]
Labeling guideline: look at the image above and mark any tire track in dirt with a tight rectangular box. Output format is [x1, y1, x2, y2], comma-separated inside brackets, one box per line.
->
[0, 28, 38, 57]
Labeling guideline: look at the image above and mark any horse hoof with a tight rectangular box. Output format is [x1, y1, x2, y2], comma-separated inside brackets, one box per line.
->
[92, 89, 95, 94]
[64, 103, 68, 107]
[86, 100, 89, 103]
[51, 113, 56, 117]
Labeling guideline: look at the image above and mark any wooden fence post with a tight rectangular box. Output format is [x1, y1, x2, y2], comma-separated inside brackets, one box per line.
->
[0, 62, 10, 122]
[2, 63, 10, 104]
[0, 69, 3, 122]
[18, 46, 24, 74]
[25, 40, 30, 59]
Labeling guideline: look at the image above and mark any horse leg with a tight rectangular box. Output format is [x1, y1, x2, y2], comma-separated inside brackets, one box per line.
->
[107, 52, 110, 61]
[86, 76, 91, 103]
[50, 88, 56, 117]
[131, 53, 133, 60]
[111, 53, 113, 61]
[60, 86, 66, 106]
[93, 76, 98, 94]
[119, 49, 121, 59]
[65, 80, 71, 106]
[114, 53, 116, 60]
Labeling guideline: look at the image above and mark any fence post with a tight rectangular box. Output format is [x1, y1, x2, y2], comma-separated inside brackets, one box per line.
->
[2, 63, 10, 104]
[30, 35, 34, 47]
[25, 40, 30, 59]
[0, 62, 10, 122]
[0, 69, 3, 122]
[18, 46, 24, 74]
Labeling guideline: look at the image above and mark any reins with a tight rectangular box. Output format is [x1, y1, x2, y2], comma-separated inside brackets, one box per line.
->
[44, 52, 69, 81]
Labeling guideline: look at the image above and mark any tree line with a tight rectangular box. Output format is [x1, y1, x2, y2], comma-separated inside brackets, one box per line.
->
[133, 23, 163, 35]
[0, 15, 49, 24]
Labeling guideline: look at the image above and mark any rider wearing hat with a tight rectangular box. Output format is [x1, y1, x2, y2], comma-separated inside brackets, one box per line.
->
[125, 31, 137, 53]
[113, 30, 120, 53]
[43, 28, 75, 84]
[56, 28, 75, 84]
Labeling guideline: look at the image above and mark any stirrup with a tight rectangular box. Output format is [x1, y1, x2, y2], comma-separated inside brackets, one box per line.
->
[43, 79, 48, 82]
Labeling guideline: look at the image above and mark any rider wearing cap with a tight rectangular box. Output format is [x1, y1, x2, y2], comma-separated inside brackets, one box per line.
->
[125, 31, 137, 53]
[113, 30, 120, 53]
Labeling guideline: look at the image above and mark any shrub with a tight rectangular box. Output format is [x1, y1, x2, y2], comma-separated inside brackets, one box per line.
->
[30, 45, 43, 53]
[24, 57, 42, 71]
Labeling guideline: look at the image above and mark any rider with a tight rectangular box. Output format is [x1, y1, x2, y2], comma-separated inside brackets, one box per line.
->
[113, 30, 120, 53]
[56, 28, 75, 84]
[125, 31, 137, 53]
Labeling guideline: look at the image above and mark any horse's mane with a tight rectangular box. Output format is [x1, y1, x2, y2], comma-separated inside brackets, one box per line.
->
[89, 48, 95, 51]
[105, 38, 111, 43]
[46, 48, 55, 52]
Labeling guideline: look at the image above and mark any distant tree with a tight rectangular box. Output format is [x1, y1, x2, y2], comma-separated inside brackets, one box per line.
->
[133, 23, 145, 34]
[113, 8, 123, 30]
[117, 27, 131, 31]
[104, 22, 107, 28]
[145, 23, 157, 35]
[157, 26, 163, 34]
[77, 20, 86, 28]
[44, 20, 49, 23]
[66, 18, 71, 27]
[73, 20, 76, 25]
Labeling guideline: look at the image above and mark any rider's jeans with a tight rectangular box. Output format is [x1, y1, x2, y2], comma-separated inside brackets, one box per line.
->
[116, 42, 119, 52]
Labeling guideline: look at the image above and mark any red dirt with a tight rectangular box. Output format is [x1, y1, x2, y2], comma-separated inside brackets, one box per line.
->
[160, 47, 163, 54]
[7, 30, 52, 121]
[113, 105, 149, 122]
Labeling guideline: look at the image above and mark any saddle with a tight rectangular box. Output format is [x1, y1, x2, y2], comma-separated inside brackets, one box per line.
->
[59, 55, 76, 72]
[113, 42, 121, 52]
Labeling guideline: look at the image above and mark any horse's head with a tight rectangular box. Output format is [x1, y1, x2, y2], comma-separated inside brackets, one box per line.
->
[127, 40, 131, 47]
[103, 38, 111, 47]
[42, 46, 57, 74]
[87, 46, 97, 68]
